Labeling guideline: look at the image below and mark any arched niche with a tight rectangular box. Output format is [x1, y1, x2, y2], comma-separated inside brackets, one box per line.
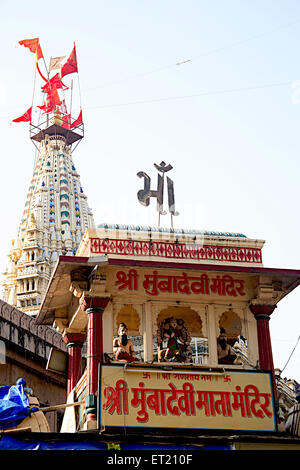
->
[218, 310, 242, 344]
[157, 306, 203, 338]
[155, 306, 206, 364]
[115, 305, 141, 335]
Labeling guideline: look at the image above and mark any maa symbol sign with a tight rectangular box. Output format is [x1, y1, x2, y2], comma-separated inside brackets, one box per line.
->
[137, 161, 179, 227]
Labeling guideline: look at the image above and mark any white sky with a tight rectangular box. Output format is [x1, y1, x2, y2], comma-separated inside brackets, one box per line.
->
[0, 0, 299, 382]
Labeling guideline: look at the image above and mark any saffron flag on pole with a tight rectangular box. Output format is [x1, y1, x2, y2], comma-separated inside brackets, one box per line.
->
[37, 103, 54, 115]
[49, 56, 66, 72]
[61, 44, 78, 78]
[61, 114, 71, 129]
[12, 107, 32, 123]
[18, 38, 43, 60]
[38, 89, 62, 114]
[70, 110, 83, 128]
[19, 37, 47, 82]
[41, 73, 67, 94]
[37, 104, 48, 114]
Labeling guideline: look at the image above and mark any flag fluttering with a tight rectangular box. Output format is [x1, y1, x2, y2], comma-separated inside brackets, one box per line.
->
[12, 107, 32, 123]
[37, 103, 52, 115]
[38, 87, 62, 114]
[70, 109, 83, 128]
[61, 44, 78, 78]
[49, 56, 66, 72]
[61, 114, 71, 129]
[16, 39, 83, 128]
[41, 73, 67, 94]
[19, 37, 47, 82]
[18, 38, 43, 60]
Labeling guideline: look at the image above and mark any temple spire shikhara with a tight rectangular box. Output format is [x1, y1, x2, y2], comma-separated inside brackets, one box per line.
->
[1, 38, 95, 317]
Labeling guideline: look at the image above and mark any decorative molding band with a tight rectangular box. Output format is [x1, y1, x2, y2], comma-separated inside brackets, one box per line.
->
[97, 223, 247, 238]
[90, 238, 262, 264]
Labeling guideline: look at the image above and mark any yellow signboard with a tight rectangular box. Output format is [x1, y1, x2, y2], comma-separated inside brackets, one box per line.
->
[99, 365, 276, 432]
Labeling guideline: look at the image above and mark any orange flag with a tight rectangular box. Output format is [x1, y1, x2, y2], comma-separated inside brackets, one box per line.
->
[19, 37, 47, 82]
[41, 73, 67, 94]
[61, 44, 78, 78]
[61, 114, 71, 129]
[19, 38, 43, 60]
[12, 107, 32, 123]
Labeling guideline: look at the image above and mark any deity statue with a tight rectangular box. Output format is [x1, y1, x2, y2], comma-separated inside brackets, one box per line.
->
[217, 328, 237, 364]
[157, 317, 192, 363]
[113, 323, 139, 363]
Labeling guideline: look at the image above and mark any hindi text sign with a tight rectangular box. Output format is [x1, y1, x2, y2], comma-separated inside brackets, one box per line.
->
[113, 268, 246, 298]
[99, 366, 276, 432]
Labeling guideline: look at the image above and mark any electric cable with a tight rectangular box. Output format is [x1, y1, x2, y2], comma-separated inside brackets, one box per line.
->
[85, 80, 291, 110]
[281, 335, 300, 374]
[83, 16, 300, 93]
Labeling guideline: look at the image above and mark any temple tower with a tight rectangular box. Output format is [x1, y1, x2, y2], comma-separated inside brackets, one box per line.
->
[0, 39, 95, 317]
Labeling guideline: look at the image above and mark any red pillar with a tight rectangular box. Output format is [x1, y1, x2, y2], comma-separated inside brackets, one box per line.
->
[249, 304, 277, 397]
[81, 296, 110, 423]
[63, 333, 85, 396]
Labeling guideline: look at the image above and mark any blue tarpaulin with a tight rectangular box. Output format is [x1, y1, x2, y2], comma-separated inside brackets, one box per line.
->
[0, 379, 33, 430]
[0, 436, 108, 450]
[0, 436, 231, 450]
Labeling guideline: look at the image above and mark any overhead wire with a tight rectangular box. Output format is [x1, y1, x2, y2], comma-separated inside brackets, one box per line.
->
[80, 16, 300, 110]
[189, 16, 300, 63]
[2, 79, 292, 120]
[85, 80, 291, 110]
[82, 15, 300, 93]
[281, 335, 300, 375]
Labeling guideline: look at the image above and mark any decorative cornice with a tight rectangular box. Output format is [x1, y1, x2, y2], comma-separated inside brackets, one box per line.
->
[97, 223, 247, 238]
[0, 300, 67, 357]
[89, 237, 263, 265]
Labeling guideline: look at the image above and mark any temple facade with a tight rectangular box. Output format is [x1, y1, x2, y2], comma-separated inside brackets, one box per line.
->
[0, 120, 95, 317]
[35, 224, 300, 447]
[2, 39, 300, 449]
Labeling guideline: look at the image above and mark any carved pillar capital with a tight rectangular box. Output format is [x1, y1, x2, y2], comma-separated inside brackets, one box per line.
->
[63, 332, 86, 348]
[249, 303, 277, 319]
[80, 296, 110, 313]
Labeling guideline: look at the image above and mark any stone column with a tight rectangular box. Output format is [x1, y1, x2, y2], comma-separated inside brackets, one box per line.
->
[81, 296, 110, 426]
[249, 303, 277, 396]
[63, 332, 85, 396]
[143, 302, 153, 362]
[102, 302, 114, 355]
[206, 305, 218, 366]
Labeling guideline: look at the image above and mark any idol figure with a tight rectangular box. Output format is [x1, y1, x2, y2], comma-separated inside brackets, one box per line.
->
[217, 328, 237, 364]
[113, 323, 139, 363]
[158, 317, 192, 363]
